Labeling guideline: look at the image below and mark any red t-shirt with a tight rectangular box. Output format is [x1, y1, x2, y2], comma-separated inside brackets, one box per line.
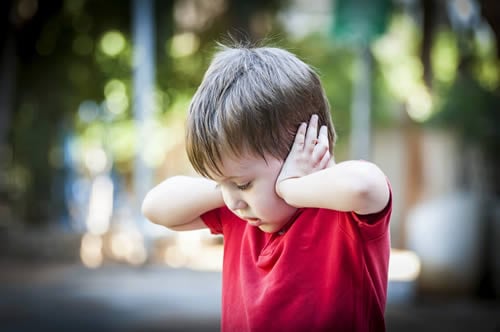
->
[201, 191, 392, 332]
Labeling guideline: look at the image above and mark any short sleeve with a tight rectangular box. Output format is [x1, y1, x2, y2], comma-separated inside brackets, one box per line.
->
[201, 207, 225, 235]
[349, 180, 392, 241]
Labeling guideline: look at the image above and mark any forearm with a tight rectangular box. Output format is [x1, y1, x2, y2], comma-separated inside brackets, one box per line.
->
[141, 175, 224, 228]
[277, 161, 389, 214]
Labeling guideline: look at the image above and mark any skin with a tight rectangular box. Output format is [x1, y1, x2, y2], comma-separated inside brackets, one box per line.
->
[142, 114, 390, 233]
[210, 154, 296, 233]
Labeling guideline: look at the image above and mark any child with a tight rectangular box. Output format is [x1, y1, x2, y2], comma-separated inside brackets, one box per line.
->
[142, 43, 392, 332]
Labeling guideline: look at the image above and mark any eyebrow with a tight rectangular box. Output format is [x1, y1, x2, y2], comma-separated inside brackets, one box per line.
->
[213, 174, 250, 185]
[214, 177, 237, 189]
[219, 175, 241, 182]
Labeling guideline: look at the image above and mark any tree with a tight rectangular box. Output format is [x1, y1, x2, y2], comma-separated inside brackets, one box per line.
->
[0, 0, 286, 226]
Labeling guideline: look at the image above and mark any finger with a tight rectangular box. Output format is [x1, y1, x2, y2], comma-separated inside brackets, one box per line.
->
[312, 141, 328, 163]
[305, 114, 319, 149]
[318, 125, 328, 147]
[317, 150, 331, 169]
[327, 156, 335, 168]
[292, 122, 307, 151]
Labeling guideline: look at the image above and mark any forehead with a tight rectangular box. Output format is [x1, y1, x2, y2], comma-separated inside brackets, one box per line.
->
[208, 153, 281, 181]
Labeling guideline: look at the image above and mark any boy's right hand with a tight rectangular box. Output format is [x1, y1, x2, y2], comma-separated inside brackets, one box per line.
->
[275, 114, 331, 198]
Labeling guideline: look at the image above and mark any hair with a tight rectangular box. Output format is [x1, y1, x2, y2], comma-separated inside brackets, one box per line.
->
[186, 42, 336, 179]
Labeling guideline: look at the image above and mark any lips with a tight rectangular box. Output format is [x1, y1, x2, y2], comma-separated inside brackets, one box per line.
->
[244, 217, 262, 227]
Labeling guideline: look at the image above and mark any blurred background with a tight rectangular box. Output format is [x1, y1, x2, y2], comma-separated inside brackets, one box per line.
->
[0, 0, 499, 331]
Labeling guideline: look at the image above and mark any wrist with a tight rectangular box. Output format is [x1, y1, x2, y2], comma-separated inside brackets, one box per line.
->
[275, 177, 297, 202]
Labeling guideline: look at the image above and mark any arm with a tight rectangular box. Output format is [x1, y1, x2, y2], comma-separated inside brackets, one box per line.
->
[278, 161, 389, 215]
[276, 115, 389, 215]
[141, 176, 224, 231]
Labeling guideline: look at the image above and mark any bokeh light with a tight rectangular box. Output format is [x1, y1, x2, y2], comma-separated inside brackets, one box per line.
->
[100, 30, 126, 57]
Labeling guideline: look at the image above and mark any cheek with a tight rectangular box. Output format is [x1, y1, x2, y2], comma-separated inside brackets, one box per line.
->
[250, 185, 284, 211]
[219, 188, 229, 204]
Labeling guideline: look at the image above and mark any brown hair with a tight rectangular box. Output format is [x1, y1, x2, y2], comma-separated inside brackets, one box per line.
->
[186, 43, 336, 178]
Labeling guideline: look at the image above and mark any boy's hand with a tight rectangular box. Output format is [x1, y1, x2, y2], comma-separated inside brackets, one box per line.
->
[276, 114, 331, 198]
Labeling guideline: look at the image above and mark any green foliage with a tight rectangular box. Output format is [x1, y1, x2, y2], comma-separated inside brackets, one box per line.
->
[6, 0, 290, 224]
[281, 35, 354, 140]
[429, 24, 500, 152]
[7, 0, 498, 226]
[431, 71, 500, 148]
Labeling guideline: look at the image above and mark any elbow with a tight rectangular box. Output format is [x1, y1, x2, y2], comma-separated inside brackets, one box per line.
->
[352, 183, 372, 212]
[352, 175, 389, 215]
[141, 191, 160, 225]
[276, 179, 303, 208]
[141, 176, 180, 225]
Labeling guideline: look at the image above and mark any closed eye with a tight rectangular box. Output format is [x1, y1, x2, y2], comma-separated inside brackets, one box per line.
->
[236, 182, 252, 191]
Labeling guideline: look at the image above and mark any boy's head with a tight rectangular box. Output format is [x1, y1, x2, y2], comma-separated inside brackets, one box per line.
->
[186, 43, 336, 179]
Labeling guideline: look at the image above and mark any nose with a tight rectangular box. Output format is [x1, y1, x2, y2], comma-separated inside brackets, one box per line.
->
[222, 189, 247, 211]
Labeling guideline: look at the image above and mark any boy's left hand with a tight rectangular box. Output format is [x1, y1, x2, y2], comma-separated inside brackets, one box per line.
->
[276, 114, 331, 197]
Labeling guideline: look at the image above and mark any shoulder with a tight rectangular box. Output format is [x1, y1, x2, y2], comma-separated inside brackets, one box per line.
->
[297, 202, 392, 242]
[201, 206, 245, 235]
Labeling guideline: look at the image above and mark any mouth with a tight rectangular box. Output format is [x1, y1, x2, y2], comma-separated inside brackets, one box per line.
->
[244, 217, 262, 227]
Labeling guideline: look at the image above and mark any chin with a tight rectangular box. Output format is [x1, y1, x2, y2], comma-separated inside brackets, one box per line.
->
[258, 222, 287, 234]
[258, 224, 279, 233]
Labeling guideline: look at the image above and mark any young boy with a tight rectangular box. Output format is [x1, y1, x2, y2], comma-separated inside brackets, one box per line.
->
[142, 43, 392, 331]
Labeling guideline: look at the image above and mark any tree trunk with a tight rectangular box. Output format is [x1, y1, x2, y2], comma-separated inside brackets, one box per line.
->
[398, 0, 435, 248]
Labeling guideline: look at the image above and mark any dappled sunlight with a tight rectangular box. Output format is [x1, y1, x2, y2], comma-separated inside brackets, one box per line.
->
[86, 174, 114, 235]
[109, 227, 147, 265]
[2, 5, 499, 329]
[407, 85, 433, 122]
[150, 230, 224, 271]
[84, 147, 108, 175]
[431, 31, 459, 84]
[78, 100, 101, 123]
[100, 30, 126, 57]
[389, 248, 421, 282]
[174, 0, 227, 31]
[372, 14, 434, 122]
[169, 32, 200, 58]
[104, 79, 129, 115]
[80, 225, 223, 271]
[387, 248, 422, 304]
[80, 232, 104, 268]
